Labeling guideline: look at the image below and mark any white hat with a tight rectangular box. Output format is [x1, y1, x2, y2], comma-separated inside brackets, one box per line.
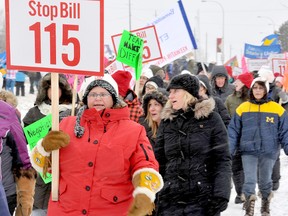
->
[82, 74, 119, 105]
[141, 68, 153, 79]
[180, 70, 191, 75]
[258, 65, 275, 83]
[250, 77, 270, 93]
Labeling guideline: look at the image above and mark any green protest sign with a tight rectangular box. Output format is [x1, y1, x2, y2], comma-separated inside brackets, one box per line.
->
[23, 114, 52, 184]
[116, 30, 144, 80]
[24, 114, 52, 150]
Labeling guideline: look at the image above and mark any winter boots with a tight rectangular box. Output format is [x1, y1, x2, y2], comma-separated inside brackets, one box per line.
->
[235, 194, 244, 204]
[260, 193, 273, 216]
[242, 194, 257, 216]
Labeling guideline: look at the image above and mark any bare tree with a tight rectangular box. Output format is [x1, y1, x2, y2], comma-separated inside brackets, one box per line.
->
[279, 20, 288, 52]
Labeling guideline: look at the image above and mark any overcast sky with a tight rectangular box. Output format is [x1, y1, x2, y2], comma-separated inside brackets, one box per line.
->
[1, 0, 288, 65]
[104, 0, 288, 64]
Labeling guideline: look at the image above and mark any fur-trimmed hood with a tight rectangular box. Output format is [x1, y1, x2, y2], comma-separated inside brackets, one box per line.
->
[161, 97, 215, 121]
[0, 90, 18, 107]
[35, 73, 72, 105]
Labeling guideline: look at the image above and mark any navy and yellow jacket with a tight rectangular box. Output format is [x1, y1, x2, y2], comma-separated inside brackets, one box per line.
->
[228, 100, 288, 159]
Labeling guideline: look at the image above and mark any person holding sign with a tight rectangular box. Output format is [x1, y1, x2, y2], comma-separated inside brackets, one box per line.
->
[0, 100, 37, 216]
[23, 73, 73, 216]
[30, 74, 163, 216]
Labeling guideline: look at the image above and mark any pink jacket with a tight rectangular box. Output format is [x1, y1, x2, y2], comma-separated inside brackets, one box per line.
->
[47, 107, 159, 216]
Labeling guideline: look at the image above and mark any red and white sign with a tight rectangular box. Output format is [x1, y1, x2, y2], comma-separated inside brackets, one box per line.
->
[104, 59, 125, 75]
[272, 58, 288, 75]
[5, 0, 104, 76]
[111, 26, 162, 64]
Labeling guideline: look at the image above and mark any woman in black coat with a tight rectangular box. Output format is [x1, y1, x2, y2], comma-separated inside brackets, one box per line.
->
[154, 74, 232, 216]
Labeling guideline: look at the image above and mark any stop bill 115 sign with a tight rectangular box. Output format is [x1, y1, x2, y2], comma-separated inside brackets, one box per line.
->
[5, 0, 104, 76]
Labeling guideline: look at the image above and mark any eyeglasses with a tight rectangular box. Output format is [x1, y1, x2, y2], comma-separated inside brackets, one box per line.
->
[87, 92, 111, 98]
[146, 85, 156, 90]
[252, 86, 265, 91]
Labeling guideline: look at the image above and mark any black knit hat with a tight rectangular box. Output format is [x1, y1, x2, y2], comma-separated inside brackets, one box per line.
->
[197, 74, 212, 96]
[142, 75, 164, 96]
[167, 74, 200, 99]
[142, 88, 168, 117]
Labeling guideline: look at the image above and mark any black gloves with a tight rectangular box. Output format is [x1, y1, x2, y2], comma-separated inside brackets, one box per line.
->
[206, 197, 228, 216]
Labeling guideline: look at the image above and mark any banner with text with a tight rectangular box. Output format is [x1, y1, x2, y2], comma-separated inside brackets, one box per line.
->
[147, 0, 197, 67]
[244, 43, 281, 59]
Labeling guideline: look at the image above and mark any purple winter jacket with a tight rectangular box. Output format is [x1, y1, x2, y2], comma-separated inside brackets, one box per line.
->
[0, 100, 32, 180]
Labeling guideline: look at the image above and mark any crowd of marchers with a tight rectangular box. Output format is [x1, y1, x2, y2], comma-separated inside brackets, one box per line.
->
[0, 60, 288, 216]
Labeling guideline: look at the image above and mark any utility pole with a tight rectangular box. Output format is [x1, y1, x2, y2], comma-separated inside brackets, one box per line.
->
[128, 0, 131, 31]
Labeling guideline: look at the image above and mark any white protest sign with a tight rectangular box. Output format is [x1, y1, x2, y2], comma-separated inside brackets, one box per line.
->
[6, 0, 104, 75]
[232, 67, 243, 77]
[111, 26, 162, 64]
[104, 59, 125, 75]
[247, 59, 269, 72]
[147, 0, 197, 67]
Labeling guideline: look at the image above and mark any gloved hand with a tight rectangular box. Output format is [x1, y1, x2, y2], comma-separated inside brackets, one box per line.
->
[206, 197, 228, 216]
[14, 168, 37, 216]
[128, 193, 155, 216]
[278, 91, 288, 104]
[42, 130, 70, 152]
[128, 168, 163, 216]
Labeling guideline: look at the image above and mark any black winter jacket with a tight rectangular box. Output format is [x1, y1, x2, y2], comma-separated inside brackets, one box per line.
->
[155, 98, 231, 213]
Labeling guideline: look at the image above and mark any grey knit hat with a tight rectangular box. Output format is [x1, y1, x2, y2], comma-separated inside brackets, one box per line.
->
[82, 74, 119, 105]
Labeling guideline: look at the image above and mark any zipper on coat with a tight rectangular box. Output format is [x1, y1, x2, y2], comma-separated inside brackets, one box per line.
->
[88, 121, 91, 142]
[140, 144, 149, 161]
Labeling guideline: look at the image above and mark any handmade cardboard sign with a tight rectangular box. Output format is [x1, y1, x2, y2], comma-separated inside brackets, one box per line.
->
[23, 114, 52, 184]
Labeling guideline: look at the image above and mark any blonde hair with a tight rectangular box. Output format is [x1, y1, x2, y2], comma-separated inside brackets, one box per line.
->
[145, 111, 159, 138]
[166, 90, 197, 111]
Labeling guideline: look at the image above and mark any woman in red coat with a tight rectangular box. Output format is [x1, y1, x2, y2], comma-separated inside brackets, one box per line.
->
[30, 74, 163, 216]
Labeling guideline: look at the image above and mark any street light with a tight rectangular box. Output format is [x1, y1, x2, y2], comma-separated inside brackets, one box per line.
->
[202, 0, 225, 64]
[257, 16, 276, 32]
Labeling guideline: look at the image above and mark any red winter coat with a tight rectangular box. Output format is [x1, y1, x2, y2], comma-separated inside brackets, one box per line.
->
[47, 106, 159, 216]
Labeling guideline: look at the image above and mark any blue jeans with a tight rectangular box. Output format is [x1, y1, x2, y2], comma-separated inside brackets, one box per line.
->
[32, 208, 47, 216]
[0, 181, 10, 216]
[242, 154, 275, 199]
[5, 79, 15, 94]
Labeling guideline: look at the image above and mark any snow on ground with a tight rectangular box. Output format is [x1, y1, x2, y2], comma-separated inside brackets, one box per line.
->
[15, 78, 288, 216]
[223, 151, 288, 216]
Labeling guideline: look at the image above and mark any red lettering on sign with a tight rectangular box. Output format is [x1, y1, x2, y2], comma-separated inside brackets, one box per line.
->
[28, 1, 80, 21]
